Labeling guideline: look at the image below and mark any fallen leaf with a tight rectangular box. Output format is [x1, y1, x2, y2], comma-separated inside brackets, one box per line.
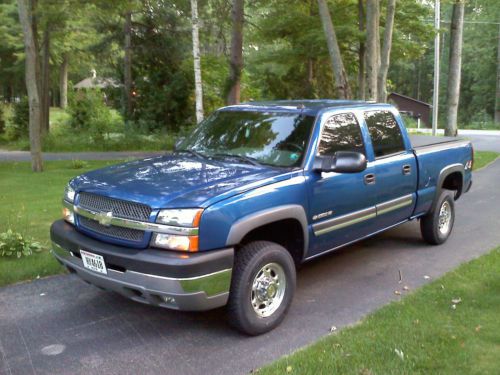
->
[441, 284, 445, 290]
[413, 319, 420, 325]
[475, 325, 481, 332]
[394, 348, 404, 361]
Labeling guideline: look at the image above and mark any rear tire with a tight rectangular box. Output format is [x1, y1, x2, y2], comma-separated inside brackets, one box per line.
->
[420, 190, 455, 245]
[227, 241, 296, 335]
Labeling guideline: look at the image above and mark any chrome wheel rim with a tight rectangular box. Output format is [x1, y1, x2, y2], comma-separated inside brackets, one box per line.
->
[251, 262, 286, 318]
[438, 201, 452, 235]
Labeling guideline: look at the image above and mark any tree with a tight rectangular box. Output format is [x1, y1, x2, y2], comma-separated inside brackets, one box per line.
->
[191, 0, 204, 123]
[59, 52, 68, 109]
[496, 24, 500, 123]
[226, 0, 244, 105]
[17, 0, 43, 172]
[317, 0, 352, 99]
[366, 0, 380, 100]
[358, 0, 366, 99]
[377, 0, 396, 102]
[445, 0, 465, 136]
[124, 10, 132, 119]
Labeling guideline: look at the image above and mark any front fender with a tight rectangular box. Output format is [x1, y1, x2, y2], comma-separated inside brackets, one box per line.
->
[225, 204, 309, 256]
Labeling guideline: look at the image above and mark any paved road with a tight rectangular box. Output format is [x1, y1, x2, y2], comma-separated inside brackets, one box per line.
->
[0, 150, 163, 162]
[1, 160, 499, 375]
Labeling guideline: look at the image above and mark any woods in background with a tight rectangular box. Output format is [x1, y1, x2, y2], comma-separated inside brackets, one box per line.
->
[1, 0, 499, 171]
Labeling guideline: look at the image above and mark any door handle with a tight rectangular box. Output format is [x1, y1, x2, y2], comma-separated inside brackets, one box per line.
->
[402, 164, 411, 175]
[364, 173, 376, 185]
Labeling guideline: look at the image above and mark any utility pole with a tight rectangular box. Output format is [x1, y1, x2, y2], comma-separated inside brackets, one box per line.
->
[432, 0, 440, 135]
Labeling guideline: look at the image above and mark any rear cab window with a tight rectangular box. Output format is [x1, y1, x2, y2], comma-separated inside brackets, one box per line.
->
[364, 111, 406, 158]
[318, 113, 366, 156]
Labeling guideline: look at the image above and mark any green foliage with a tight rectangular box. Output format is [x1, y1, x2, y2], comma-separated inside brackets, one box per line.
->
[10, 96, 29, 140]
[0, 102, 5, 134]
[69, 159, 90, 169]
[68, 90, 117, 143]
[0, 229, 42, 258]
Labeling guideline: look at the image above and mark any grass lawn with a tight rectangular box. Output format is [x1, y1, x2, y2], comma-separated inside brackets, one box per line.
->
[473, 151, 499, 170]
[260, 247, 500, 375]
[0, 160, 122, 287]
[0, 151, 498, 288]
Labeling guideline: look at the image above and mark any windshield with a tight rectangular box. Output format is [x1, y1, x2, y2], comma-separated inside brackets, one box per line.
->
[179, 110, 315, 168]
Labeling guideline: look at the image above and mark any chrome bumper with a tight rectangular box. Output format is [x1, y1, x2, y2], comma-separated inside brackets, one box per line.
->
[52, 242, 232, 311]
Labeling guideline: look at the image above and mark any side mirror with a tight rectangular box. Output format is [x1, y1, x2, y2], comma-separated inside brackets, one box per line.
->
[313, 151, 367, 173]
[174, 137, 185, 151]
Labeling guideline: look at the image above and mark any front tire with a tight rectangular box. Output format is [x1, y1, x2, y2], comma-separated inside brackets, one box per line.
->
[227, 241, 296, 335]
[420, 190, 455, 245]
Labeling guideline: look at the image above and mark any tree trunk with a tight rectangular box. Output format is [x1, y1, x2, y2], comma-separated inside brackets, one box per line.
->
[495, 24, 500, 123]
[124, 11, 133, 118]
[377, 0, 396, 102]
[358, 0, 366, 100]
[59, 53, 68, 109]
[40, 25, 50, 134]
[191, 0, 204, 123]
[226, 0, 244, 105]
[317, 0, 351, 99]
[445, 0, 465, 137]
[17, 0, 43, 172]
[365, 0, 380, 101]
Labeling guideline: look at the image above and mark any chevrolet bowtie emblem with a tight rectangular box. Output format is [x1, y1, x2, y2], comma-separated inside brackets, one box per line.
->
[96, 211, 113, 227]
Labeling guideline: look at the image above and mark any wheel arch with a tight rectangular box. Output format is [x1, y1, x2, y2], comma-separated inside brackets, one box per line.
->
[432, 163, 464, 210]
[225, 205, 309, 263]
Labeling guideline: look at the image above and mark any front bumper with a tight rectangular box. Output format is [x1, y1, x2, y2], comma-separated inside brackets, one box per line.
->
[50, 220, 234, 311]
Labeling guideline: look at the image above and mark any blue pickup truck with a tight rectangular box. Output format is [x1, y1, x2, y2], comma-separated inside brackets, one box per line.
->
[51, 100, 473, 335]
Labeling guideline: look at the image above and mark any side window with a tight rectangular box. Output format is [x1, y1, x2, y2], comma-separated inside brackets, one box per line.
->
[318, 113, 365, 156]
[364, 111, 405, 157]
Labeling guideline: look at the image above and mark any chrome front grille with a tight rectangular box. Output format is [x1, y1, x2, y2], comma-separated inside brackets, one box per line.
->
[77, 192, 152, 243]
[78, 192, 152, 221]
[78, 216, 145, 242]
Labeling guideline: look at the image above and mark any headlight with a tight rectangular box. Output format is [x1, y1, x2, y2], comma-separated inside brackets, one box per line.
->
[153, 209, 203, 251]
[152, 233, 199, 252]
[64, 184, 76, 203]
[156, 208, 203, 227]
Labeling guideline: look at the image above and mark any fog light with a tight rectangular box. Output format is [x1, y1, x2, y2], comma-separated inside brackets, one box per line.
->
[152, 233, 198, 252]
[164, 296, 176, 304]
[62, 207, 75, 225]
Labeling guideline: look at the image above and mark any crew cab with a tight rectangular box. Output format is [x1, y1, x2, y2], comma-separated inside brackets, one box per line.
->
[50, 100, 473, 335]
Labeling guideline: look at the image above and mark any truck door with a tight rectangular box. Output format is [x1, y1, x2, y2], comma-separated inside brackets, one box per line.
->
[363, 110, 418, 228]
[306, 112, 378, 257]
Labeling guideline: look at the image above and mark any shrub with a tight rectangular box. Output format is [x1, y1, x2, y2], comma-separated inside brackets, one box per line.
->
[70, 159, 89, 169]
[0, 229, 43, 258]
[10, 96, 30, 140]
[68, 90, 117, 142]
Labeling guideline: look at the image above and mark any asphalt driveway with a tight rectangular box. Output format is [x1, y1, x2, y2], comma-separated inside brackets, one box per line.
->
[1, 160, 499, 375]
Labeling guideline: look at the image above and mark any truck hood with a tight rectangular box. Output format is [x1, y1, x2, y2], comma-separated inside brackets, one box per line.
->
[71, 154, 286, 209]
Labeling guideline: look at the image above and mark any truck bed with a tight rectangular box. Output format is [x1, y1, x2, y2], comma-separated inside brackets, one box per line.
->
[409, 134, 464, 149]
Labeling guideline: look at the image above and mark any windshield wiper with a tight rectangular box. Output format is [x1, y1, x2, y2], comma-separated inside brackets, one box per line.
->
[212, 153, 262, 167]
[175, 149, 207, 160]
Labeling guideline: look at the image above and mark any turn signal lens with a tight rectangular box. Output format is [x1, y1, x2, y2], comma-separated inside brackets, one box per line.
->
[152, 233, 199, 252]
[62, 207, 75, 225]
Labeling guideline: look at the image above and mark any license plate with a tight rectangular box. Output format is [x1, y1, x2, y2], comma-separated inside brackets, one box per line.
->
[80, 250, 107, 275]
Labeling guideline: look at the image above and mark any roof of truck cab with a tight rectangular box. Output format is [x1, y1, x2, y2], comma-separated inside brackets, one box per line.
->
[220, 100, 392, 116]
